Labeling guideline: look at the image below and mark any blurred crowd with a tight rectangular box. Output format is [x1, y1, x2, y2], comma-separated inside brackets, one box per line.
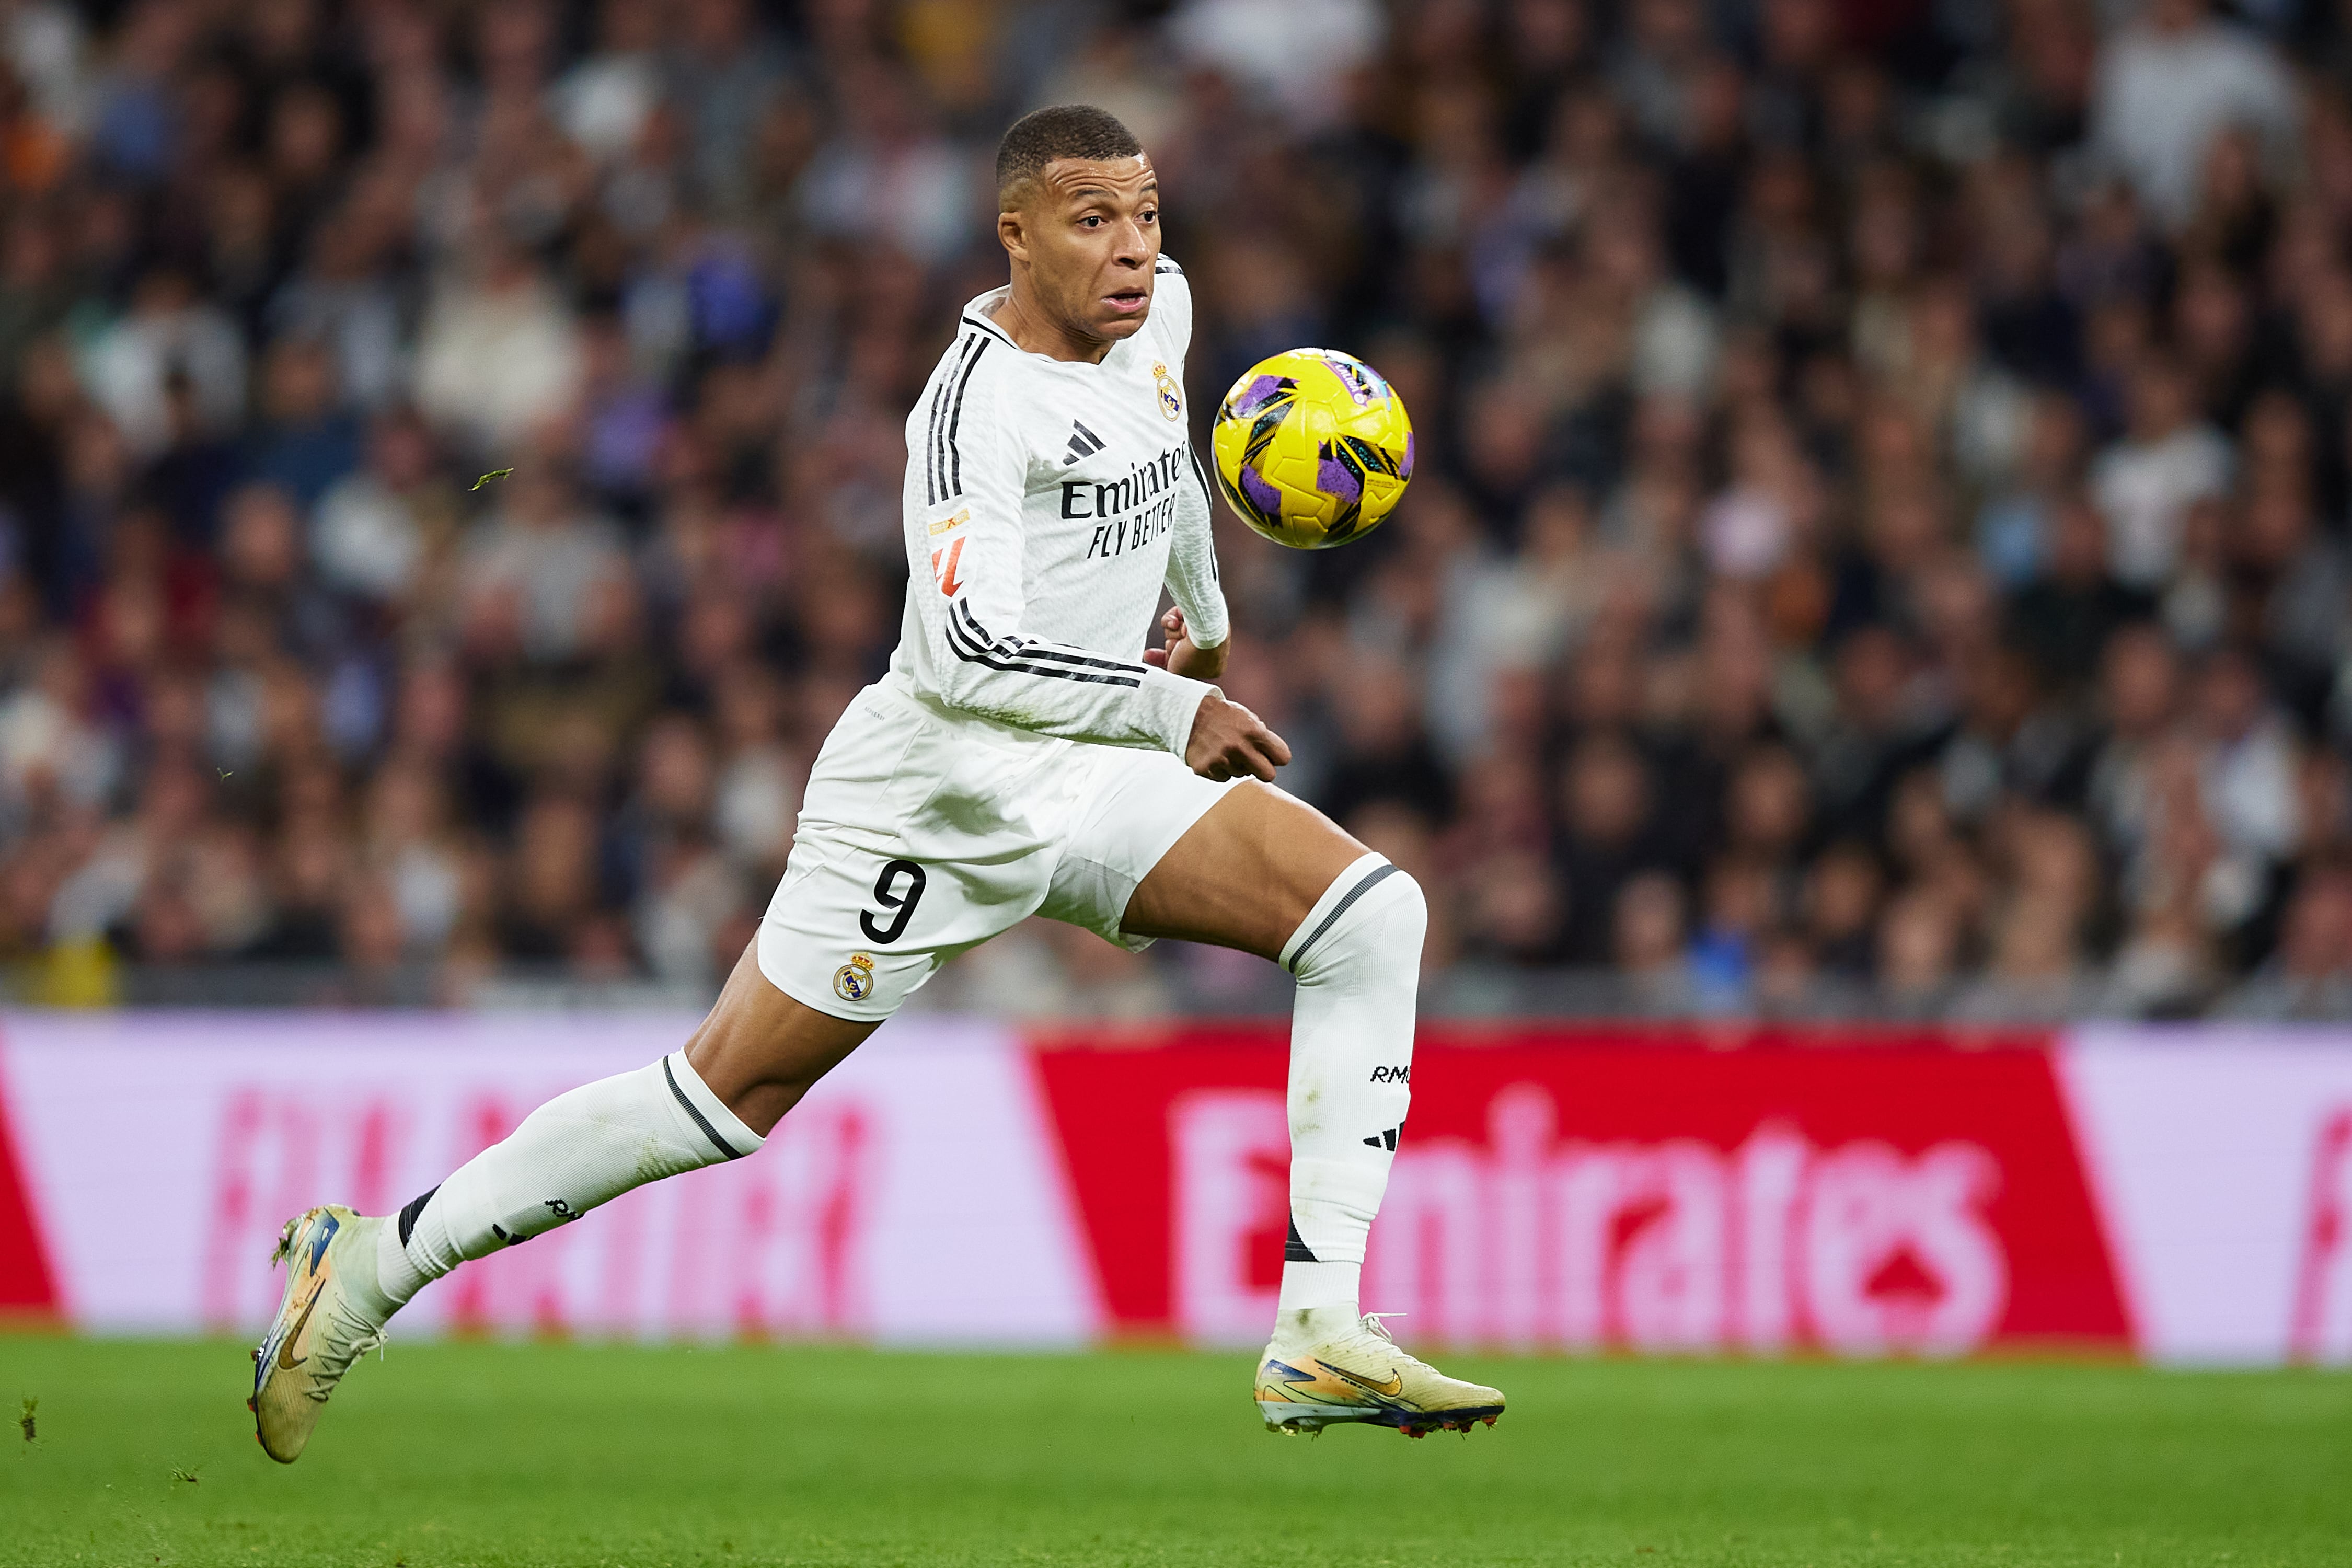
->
[8, 0, 2352, 1017]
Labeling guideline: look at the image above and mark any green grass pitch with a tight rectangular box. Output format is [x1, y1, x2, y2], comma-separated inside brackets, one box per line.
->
[0, 1338, 2346, 1566]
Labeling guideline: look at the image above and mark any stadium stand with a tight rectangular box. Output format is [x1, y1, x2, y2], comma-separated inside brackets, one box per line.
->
[1, 0, 2350, 1020]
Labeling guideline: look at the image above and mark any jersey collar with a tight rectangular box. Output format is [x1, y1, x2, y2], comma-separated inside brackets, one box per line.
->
[960, 289, 1023, 350]
[960, 287, 1137, 368]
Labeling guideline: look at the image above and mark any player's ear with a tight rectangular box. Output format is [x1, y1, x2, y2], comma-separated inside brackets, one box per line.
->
[998, 205, 1029, 264]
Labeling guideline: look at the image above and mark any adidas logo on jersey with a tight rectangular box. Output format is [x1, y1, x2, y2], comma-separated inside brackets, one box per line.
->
[1062, 420, 1105, 466]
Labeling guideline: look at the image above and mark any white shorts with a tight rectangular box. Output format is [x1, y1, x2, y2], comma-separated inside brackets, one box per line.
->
[759, 675, 1238, 1021]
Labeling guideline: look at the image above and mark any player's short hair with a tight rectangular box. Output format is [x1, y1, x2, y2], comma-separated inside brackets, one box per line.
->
[995, 105, 1143, 206]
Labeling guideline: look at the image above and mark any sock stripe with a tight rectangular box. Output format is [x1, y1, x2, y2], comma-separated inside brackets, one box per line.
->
[1284, 1219, 1320, 1262]
[662, 1057, 747, 1161]
[1285, 863, 1400, 974]
[396, 1186, 438, 1248]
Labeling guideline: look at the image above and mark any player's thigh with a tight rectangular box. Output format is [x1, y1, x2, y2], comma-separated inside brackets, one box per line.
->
[683, 942, 881, 1136]
[1122, 781, 1366, 961]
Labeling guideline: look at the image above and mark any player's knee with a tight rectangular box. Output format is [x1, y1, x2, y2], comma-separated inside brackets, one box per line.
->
[1293, 864, 1425, 984]
[1381, 870, 1428, 959]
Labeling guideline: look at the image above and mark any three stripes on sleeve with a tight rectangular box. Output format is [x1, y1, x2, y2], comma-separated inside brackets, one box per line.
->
[943, 599, 1149, 689]
[924, 333, 990, 508]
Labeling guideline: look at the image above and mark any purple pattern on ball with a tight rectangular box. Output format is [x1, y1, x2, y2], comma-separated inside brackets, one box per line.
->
[1239, 465, 1284, 519]
[1317, 449, 1362, 505]
[1231, 375, 1286, 417]
[1401, 431, 1415, 479]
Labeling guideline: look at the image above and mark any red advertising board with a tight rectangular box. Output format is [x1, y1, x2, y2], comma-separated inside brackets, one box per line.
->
[1, 1012, 2348, 1363]
[1034, 1025, 2130, 1354]
[0, 1083, 54, 1317]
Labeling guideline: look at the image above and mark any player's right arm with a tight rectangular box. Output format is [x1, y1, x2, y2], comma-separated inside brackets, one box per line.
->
[906, 339, 1218, 758]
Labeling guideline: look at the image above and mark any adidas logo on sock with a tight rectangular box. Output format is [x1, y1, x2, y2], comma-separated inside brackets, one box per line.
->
[1062, 420, 1105, 466]
[1364, 1124, 1403, 1151]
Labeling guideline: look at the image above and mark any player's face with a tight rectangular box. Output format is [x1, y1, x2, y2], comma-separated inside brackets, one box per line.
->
[1010, 154, 1160, 345]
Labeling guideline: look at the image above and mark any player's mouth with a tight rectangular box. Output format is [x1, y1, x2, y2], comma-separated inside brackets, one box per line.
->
[1104, 287, 1148, 315]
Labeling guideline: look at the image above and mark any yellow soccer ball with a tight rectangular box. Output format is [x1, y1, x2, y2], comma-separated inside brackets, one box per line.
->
[1209, 348, 1413, 549]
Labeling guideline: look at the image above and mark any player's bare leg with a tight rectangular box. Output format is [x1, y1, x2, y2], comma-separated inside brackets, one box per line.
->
[251, 948, 876, 1461]
[1124, 783, 1506, 1436]
[683, 946, 883, 1134]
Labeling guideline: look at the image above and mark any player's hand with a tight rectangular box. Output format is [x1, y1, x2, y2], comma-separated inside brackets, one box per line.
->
[1184, 690, 1290, 782]
[1144, 606, 1227, 682]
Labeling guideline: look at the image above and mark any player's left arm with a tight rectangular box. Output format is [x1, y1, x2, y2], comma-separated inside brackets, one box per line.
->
[1149, 256, 1232, 683]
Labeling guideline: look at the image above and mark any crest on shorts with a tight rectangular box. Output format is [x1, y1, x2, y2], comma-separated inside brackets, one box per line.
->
[1154, 361, 1182, 421]
[833, 952, 876, 1004]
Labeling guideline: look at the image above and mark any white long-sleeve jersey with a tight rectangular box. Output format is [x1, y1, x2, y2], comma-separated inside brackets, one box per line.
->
[885, 258, 1230, 757]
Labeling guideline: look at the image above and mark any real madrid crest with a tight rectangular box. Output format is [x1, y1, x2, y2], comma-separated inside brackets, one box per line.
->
[833, 951, 876, 1003]
[1153, 361, 1182, 421]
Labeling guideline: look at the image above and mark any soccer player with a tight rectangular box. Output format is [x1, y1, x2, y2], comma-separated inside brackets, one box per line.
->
[251, 105, 1504, 1460]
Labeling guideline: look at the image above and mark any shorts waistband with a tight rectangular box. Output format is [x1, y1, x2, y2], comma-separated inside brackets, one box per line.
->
[870, 671, 1069, 750]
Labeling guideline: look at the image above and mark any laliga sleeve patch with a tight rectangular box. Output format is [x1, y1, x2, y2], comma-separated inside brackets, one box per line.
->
[930, 536, 967, 597]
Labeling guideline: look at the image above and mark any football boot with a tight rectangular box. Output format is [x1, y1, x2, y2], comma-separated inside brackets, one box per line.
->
[249, 1206, 394, 1462]
[1255, 1312, 1505, 1436]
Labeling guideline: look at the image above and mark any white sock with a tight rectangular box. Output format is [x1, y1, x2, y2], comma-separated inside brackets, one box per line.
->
[377, 1050, 762, 1306]
[1272, 853, 1423, 1345]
